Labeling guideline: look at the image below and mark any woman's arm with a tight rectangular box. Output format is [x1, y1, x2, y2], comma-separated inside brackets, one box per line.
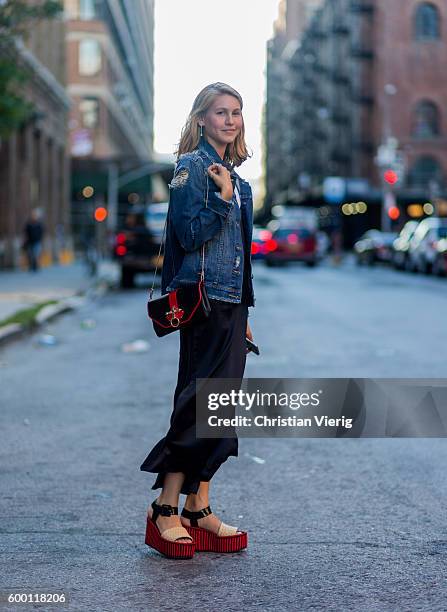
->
[169, 157, 232, 253]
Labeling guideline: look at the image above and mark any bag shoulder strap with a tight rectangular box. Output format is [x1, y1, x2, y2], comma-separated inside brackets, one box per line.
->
[149, 173, 209, 299]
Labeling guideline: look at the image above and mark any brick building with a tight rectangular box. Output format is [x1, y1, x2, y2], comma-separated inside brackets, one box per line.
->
[264, 0, 323, 218]
[64, 0, 156, 246]
[374, 0, 447, 198]
[264, 0, 447, 238]
[0, 9, 70, 269]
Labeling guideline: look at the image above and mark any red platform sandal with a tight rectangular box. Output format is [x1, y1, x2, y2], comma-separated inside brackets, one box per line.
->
[181, 505, 248, 553]
[145, 500, 195, 559]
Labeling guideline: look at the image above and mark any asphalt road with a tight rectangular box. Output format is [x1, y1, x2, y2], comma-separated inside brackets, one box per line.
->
[1, 257, 447, 611]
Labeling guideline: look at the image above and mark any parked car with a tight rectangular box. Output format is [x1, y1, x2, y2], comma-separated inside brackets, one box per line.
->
[145, 202, 169, 244]
[432, 232, 447, 276]
[392, 221, 419, 270]
[251, 226, 273, 260]
[274, 206, 318, 231]
[113, 205, 167, 288]
[354, 230, 397, 266]
[264, 226, 318, 267]
[406, 217, 447, 274]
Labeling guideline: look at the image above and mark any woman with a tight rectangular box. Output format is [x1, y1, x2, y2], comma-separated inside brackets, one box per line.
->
[140, 82, 256, 559]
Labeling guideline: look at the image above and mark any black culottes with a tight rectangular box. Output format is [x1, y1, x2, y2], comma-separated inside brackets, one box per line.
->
[140, 298, 249, 495]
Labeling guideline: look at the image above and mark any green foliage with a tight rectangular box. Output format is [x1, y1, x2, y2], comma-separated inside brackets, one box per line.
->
[0, 0, 63, 138]
[0, 1, 62, 36]
[0, 58, 33, 137]
[0, 300, 58, 329]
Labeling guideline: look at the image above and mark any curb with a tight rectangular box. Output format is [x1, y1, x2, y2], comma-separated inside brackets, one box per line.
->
[0, 298, 79, 349]
[0, 276, 114, 349]
[35, 300, 75, 325]
[0, 323, 23, 344]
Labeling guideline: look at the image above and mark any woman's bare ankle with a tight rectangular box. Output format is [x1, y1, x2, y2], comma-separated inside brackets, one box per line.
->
[185, 493, 209, 510]
[156, 495, 179, 508]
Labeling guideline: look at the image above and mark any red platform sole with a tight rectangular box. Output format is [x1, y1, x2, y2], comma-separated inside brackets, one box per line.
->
[145, 518, 195, 559]
[183, 525, 248, 553]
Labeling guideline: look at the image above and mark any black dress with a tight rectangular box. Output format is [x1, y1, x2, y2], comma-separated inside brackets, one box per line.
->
[140, 216, 251, 495]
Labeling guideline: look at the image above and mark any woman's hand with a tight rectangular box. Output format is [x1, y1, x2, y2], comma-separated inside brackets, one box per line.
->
[246, 321, 253, 353]
[207, 163, 233, 201]
[246, 321, 253, 341]
[245, 321, 253, 353]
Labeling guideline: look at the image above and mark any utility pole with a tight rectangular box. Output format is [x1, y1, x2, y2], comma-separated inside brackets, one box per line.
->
[107, 162, 119, 232]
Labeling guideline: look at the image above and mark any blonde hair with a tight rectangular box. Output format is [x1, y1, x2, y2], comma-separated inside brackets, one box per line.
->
[175, 82, 251, 167]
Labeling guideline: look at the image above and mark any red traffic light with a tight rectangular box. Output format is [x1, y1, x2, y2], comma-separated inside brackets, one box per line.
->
[384, 170, 398, 185]
[388, 206, 400, 220]
[94, 207, 108, 222]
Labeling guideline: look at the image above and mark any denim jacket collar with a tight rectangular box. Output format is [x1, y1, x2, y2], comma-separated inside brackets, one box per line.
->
[198, 136, 236, 176]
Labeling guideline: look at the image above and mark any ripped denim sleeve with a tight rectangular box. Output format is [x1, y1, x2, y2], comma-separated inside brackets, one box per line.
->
[169, 167, 190, 190]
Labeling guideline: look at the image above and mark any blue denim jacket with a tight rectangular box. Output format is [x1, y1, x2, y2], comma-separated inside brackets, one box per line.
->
[161, 137, 255, 307]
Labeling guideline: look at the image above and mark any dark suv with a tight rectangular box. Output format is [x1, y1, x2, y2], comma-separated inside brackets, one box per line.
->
[113, 204, 167, 288]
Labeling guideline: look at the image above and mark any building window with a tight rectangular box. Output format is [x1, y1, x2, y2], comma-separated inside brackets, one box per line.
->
[79, 0, 97, 20]
[408, 156, 443, 188]
[414, 3, 441, 40]
[65, 0, 97, 19]
[79, 39, 101, 76]
[65, 0, 78, 18]
[412, 100, 440, 137]
[80, 98, 99, 128]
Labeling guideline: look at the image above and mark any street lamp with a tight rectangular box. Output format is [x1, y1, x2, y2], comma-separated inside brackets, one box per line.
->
[384, 83, 397, 142]
[376, 85, 406, 231]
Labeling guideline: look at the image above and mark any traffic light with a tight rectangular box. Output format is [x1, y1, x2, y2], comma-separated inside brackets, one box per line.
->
[384, 169, 398, 185]
[387, 206, 400, 221]
[94, 207, 108, 222]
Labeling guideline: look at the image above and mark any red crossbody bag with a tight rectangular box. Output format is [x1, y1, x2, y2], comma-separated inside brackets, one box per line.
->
[147, 175, 211, 337]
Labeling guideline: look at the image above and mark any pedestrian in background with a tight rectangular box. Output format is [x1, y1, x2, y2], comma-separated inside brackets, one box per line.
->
[140, 82, 256, 559]
[23, 208, 44, 272]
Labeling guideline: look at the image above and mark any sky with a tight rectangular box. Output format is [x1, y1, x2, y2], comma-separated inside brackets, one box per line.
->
[153, 0, 280, 182]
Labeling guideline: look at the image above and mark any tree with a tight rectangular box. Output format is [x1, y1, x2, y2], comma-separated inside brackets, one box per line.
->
[0, 0, 62, 139]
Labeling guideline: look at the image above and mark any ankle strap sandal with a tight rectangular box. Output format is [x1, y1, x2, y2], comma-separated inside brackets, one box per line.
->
[180, 505, 212, 527]
[150, 500, 178, 522]
[181, 505, 248, 553]
[145, 500, 195, 559]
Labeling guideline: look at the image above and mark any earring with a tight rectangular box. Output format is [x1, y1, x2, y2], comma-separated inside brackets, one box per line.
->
[199, 124, 203, 137]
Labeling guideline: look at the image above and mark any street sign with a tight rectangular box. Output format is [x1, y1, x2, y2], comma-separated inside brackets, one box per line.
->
[323, 177, 346, 204]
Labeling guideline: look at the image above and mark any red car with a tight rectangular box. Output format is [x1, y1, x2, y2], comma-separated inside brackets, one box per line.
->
[264, 227, 318, 267]
[251, 227, 274, 260]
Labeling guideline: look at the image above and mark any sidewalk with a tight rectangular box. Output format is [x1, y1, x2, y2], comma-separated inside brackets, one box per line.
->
[0, 260, 118, 344]
[0, 261, 94, 321]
